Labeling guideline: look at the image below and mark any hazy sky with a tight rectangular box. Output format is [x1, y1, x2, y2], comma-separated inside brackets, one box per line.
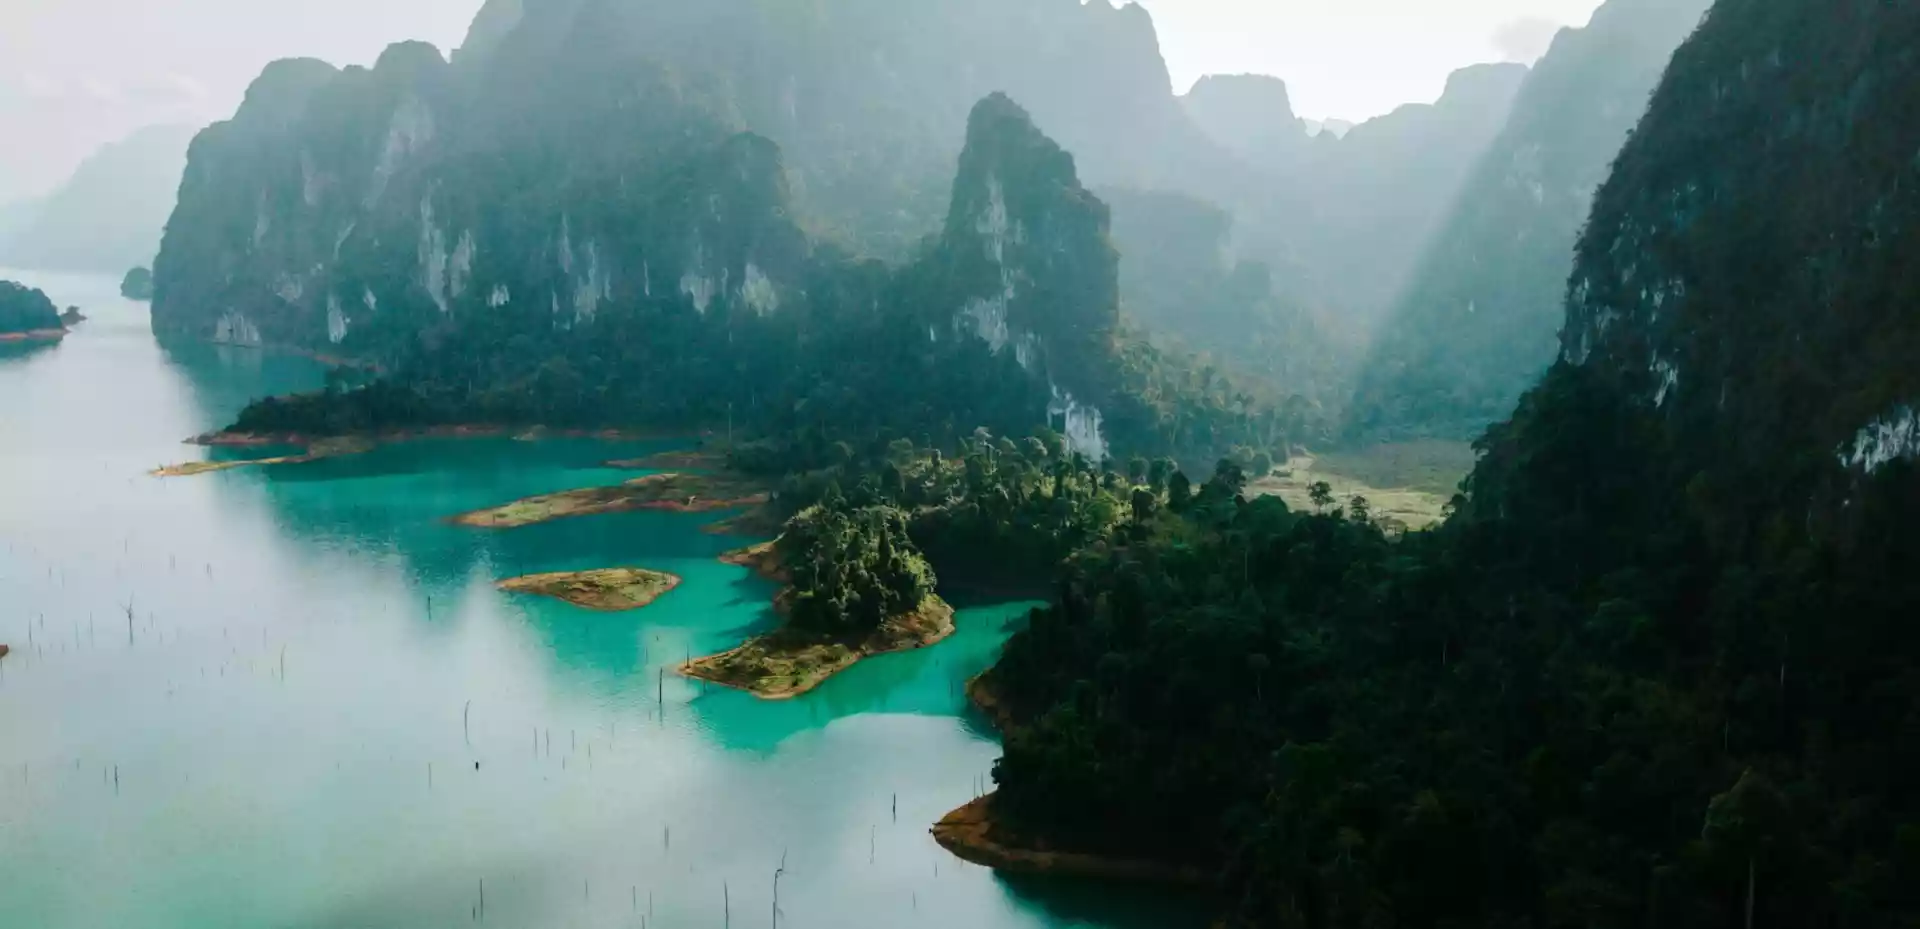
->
[1140, 0, 1605, 119]
[0, 0, 1603, 201]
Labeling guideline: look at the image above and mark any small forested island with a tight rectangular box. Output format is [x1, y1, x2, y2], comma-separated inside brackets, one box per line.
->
[684, 503, 951, 699]
[497, 567, 681, 612]
[120, 267, 154, 301]
[0, 280, 67, 343]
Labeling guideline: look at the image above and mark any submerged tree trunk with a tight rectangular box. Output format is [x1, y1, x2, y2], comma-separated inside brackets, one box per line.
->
[1745, 855, 1755, 929]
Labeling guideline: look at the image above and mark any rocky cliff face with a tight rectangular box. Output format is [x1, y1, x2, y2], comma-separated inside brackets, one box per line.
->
[922, 93, 1120, 456]
[1348, 0, 1714, 442]
[445, 0, 1232, 259]
[152, 38, 807, 360]
[1551, 0, 1920, 512]
[153, 0, 1224, 356]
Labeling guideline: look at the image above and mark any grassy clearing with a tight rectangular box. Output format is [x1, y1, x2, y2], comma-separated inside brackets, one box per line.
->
[497, 567, 682, 611]
[1248, 441, 1473, 532]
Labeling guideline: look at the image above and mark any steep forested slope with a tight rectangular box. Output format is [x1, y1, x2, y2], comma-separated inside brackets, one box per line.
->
[981, 0, 1920, 926]
[1181, 64, 1529, 332]
[1347, 0, 1713, 442]
[224, 93, 1284, 468]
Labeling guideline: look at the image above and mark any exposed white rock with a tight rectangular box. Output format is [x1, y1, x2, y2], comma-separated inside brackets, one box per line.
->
[488, 284, 511, 308]
[740, 263, 779, 315]
[960, 294, 1012, 353]
[571, 240, 610, 323]
[418, 197, 450, 314]
[678, 242, 719, 314]
[974, 175, 1027, 263]
[252, 191, 271, 249]
[1049, 385, 1108, 463]
[214, 311, 262, 347]
[274, 274, 303, 304]
[326, 295, 349, 344]
[362, 288, 379, 313]
[1839, 405, 1920, 473]
[301, 152, 326, 207]
[369, 96, 435, 205]
[680, 272, 717, 314]
[1652, 357, 1679, 407]
[450, 230, 475, 300]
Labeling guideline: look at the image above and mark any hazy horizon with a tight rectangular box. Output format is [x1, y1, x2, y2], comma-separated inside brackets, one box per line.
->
[0, 0, 1601, 202]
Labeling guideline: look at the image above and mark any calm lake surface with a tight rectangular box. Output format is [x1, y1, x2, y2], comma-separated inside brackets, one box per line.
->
[0, 271, 1198, 929]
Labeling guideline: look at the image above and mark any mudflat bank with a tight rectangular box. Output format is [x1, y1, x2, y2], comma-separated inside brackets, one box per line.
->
[190, 424, 667, 449]
[931, 795, 1212, 889]
[449, 472, 769, 529]
[680, 595, 956, 700]
[718, 541, 788, 584]
[497, 567, 682, 611]
[152, 437, 375, 478]
[933, 672, 1211, 888]
[0, 328, 66, 344]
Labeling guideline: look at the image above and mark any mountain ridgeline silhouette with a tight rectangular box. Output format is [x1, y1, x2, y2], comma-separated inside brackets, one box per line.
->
[1347, 0, 1716, 442]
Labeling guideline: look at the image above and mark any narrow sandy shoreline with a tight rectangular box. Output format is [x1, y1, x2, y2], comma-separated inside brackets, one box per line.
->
[930, 674, 1212, 888]
[152, 437, 376, 477]
[931, 795, 1213, 888]
[0, 328, 66, 344]
[680, 595, 956, 700]
[190, 424, 681, 449]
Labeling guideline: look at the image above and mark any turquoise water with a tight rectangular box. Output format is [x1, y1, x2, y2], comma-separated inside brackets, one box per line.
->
[0, 271, 1199, 929]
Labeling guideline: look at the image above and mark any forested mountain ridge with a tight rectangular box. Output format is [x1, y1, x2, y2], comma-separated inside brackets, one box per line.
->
[1179, 74, 1311, 171]
[151, 0, 1558, 412]
[1, 125, 195, 274]
[222, 91, 1285, 469]
[978, 0, 1920, 925]
[1180, 63, 1530, 333]
[449, 0, 1235, 259]
[1346, 0, 1714, 442]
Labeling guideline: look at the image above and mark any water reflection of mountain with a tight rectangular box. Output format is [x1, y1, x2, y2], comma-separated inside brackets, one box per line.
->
[144, 388, 1041, 751]
[0, 339, 61, 364]
[157, 341, 328, 429]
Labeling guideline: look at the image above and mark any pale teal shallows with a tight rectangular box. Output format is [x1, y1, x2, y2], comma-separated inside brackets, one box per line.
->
[0, 271, 1198, 929]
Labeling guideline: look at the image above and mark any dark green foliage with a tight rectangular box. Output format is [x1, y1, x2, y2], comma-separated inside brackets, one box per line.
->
[753, 429, 1130, 593]
[984, 2, 1920, 926]
[0, 281, 62, 334]
[120, 267, 154, 301]
[780, 504, 935, 636]
[222, 94, 1294, 472]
